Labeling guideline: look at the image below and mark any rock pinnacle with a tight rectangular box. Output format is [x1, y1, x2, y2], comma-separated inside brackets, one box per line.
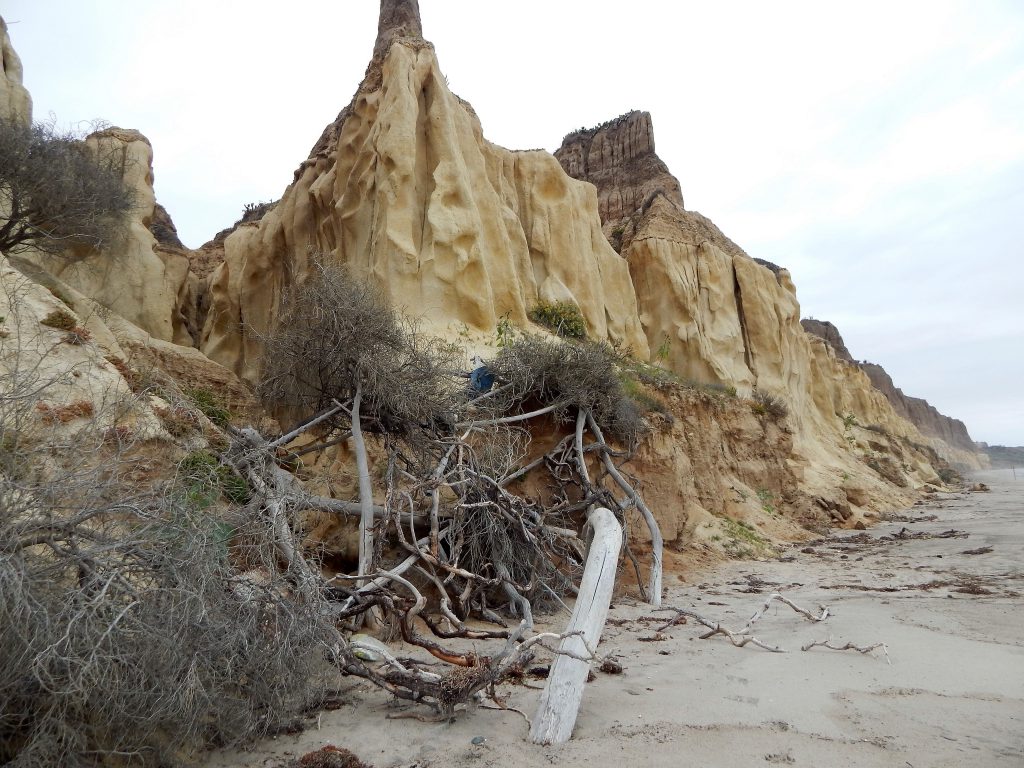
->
[373, 0, 423, 60]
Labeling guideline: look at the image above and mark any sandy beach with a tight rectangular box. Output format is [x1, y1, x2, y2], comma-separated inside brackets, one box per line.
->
[206, 469, 1023, 768]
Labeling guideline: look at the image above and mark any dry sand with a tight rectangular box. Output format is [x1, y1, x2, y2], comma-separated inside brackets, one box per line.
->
[206, 469, 1023, 767]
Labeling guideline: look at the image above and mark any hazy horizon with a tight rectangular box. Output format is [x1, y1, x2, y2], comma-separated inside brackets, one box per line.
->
[4, 1, 1022, 445]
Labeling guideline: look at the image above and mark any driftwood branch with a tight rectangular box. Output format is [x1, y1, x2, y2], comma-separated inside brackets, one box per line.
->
[530, 507, 622, 745]
[742, 592, 830, 631]
[802, 637, 891, 663]
[657, 593, 837, 654]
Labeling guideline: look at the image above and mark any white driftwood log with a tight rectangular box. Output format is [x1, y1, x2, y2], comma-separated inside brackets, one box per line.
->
[529, 507, 622, 745]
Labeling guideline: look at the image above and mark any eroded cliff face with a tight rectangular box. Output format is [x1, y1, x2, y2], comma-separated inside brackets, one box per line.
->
[859, 362, 978, 456]
[556, 112, 987, 486]
[2, 15, 194, 347]
[0, 4, 985, 571]
[556, 111, 683, 242]
[0, 15, 255, 458]
[801, 318, 983, 463]
[22, 128, 196, 347]
[200, 9, 647, 382]
[800, 319, 854, 363]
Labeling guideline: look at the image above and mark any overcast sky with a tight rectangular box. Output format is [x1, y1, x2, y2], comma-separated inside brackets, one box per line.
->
[5, 1, 1023, 445]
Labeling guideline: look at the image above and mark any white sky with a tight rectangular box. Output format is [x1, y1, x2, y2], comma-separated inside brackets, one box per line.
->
[5, 1, 1023, 445]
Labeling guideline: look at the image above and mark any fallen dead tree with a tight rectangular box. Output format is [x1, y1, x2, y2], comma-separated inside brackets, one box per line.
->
[240, 261, 664, 721]
[0, 258, 666, 764]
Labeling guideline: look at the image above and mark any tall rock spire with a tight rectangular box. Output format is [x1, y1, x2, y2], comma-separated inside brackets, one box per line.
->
[373, 0, 423, 60]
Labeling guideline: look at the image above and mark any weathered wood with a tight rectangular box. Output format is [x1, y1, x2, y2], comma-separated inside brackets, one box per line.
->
[529, 507, 622, 745]
[351, 383, 374, 584]
[586, 412, 663, 606]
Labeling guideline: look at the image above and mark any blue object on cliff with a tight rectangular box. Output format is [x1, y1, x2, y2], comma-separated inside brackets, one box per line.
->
[469, 365, 495, 393]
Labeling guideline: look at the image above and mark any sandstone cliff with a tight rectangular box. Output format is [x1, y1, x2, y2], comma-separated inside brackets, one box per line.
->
[0, 15, 256, 451]
[859, 362, 978, 455]
[193, 0, 982, 530]
[200, 4, 647, 382]
[801, 318, 981, 459]
[0, 17, 31, 124]
[800, 319, 854, 363]
[20, 128, 197, 347]
[557, 111, 683, 243]
[555, 111, 986, 481]
[0, 2, 984, 571]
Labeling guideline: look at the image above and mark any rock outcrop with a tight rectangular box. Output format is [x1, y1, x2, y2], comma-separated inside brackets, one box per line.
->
[2, 18, 193, 349]
[0, 17, 31, 123]
[556, 111, 683, 242]
[200, 0, 647, 382]
[801, 317, 981, 459]
[24, 128, 196, 347]
[859, 362, 978, 455]
[800, 318, 853, 363]
[556, 111, 986, 478]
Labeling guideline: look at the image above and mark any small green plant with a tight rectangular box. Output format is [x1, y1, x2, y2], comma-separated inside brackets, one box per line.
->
[842, 412, 859, 430]
[40, 309, 77, 331]
[178, 450, 250, 507]
[527, 300, 587, 340]
[655, 336, 672, 364]
[156, 405, 202, 437]
[494, 313, 516, 348]
[719, 517, 776, 559]
[618, 372, 670, 419]
[184, 388, 232, 428]
[756, 488, 776, 515]
[695, 380, 737, 398]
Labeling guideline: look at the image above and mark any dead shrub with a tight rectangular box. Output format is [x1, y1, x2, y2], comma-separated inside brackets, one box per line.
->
[258, 260, 460, 438]
[155, 404, 202, 437]
[61, 325, 92, 345]
[750, 389, 789, 420]
[35, 399, 94, 424]
[104, 355, 145, 393]
[0, 117, 136, 256]
[2, 350, 339, 767]
[487, 334, 644, 444]
[39, 309, 77, 331]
